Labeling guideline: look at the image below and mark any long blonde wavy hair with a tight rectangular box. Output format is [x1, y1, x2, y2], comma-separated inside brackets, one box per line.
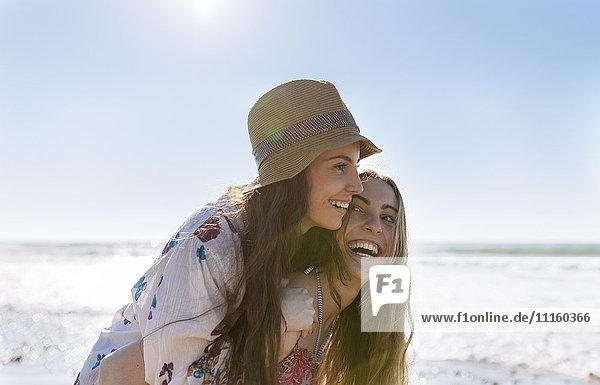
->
[295, 169, 414, 385]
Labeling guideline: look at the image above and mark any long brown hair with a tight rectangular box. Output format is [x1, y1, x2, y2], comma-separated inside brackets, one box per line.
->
[223, 169, 321, 384]
[314, 169, 414, 385]
[220, 170, 412, 384]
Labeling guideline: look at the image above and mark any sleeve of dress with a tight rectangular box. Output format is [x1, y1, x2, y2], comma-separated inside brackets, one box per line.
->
[131, 207, 242, 385]
[75, 302, 142, 385]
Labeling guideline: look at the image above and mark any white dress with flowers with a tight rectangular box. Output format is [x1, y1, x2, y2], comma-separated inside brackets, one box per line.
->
[75, 192, 244, 385]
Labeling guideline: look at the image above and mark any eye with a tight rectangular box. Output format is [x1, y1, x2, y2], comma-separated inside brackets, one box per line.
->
[350, 204, 363, 213]
[334, 161, 359, 173]
[382, 215, 396, 224]
[334, 163, 348, 172]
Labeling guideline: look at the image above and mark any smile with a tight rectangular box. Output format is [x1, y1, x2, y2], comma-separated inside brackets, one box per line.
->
[329, 200, 349, 210]
[347, 240, 379, 257]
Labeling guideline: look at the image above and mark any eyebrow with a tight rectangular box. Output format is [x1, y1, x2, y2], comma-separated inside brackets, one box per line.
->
[354, 195, 399, 213]
[382, 204, 399, 214]
[327, 155, 355, 163]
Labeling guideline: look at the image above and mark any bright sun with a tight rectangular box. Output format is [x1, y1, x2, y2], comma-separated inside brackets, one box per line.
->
[191, 0, 215, 21]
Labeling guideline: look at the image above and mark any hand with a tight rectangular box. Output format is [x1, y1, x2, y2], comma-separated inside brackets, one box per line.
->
[280, 279, 316, 339]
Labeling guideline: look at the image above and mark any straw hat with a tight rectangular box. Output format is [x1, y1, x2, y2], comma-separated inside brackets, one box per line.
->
[248, 79, 382, 186]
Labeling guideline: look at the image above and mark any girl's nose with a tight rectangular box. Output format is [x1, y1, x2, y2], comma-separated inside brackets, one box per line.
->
[364, 216, 383, 234]
[346, 167, 363, 194]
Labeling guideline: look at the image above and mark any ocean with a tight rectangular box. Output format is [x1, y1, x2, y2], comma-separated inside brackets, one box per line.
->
[0, 241, 598, 384]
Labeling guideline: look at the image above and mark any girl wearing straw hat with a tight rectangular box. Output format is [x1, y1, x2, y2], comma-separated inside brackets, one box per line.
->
[76, 79, 381, 385]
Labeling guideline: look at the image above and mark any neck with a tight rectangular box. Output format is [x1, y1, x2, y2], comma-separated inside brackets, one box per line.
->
[298, 218, 312, 235]
[319, 271, 362, 324]
[287, 268, 363, 329]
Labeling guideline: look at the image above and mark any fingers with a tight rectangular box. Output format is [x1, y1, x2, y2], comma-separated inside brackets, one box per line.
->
[300, 323, 312, 339]
[280, 278, 289, 288]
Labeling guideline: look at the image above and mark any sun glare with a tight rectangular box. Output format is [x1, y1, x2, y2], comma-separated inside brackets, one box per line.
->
[191, 0, 215, 22]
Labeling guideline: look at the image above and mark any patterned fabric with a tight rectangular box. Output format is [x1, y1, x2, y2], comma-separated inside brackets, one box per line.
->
[75, 192, 244, 385]
[187, 339, 318, 385]
[278, 345, 319, 385]
[187, 336, 231, 385]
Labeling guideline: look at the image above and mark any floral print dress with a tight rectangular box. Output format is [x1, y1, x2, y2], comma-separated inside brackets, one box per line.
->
[187, 336, 320, 385]
[75, 192, 244, 385]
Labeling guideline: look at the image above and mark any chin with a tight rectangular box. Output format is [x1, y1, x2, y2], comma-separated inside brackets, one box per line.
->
[323, 218, 343, 230]
[311, 216, 343, 231]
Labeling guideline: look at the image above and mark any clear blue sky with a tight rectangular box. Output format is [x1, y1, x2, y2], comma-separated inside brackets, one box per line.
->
[1, 0, 599, 243]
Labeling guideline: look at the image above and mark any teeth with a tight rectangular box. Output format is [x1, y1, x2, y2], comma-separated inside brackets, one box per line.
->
[347, 240, 379, 256]
[329, 200, 349, 210]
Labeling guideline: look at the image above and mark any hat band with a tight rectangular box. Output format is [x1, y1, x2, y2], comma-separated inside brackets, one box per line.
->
[252, 110, 358, 167]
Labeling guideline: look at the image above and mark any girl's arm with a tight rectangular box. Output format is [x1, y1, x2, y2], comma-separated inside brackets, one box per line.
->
[98, 340, 147, 385]
[97, 285, 314, 385]
[279, 330, 302, 361]
[97, 329, 305, 384]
